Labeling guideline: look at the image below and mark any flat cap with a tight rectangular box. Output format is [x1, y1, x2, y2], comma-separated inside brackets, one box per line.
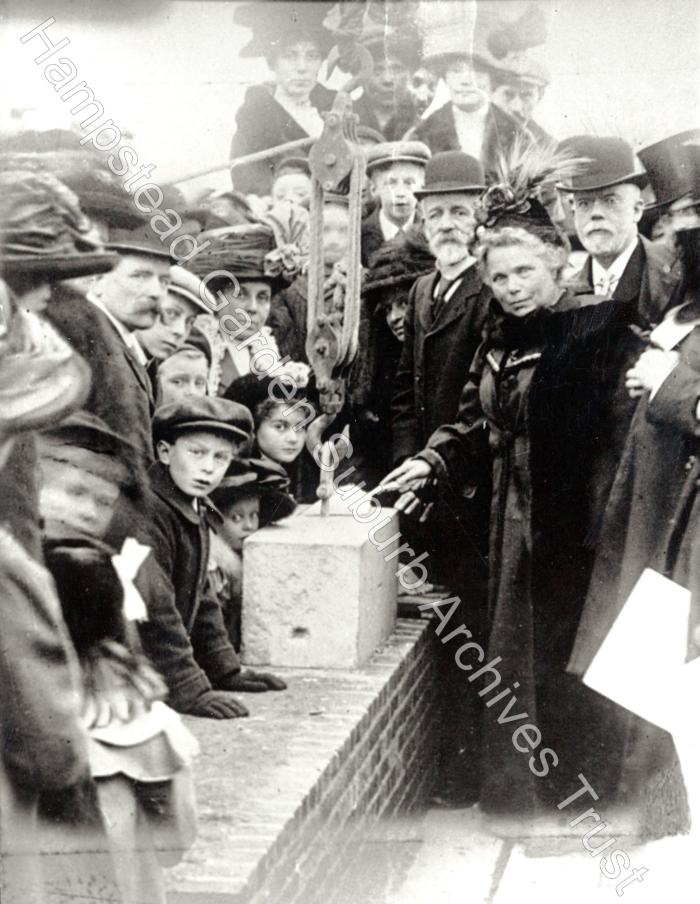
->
[168, 265, 217, 314]
[365, 141, 432, 176]
[153, 397, 253, 443]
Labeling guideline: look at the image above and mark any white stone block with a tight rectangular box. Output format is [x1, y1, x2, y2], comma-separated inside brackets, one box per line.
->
[241, 509, 399, 669]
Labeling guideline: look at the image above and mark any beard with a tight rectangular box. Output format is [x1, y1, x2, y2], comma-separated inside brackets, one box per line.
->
[430, 234, 471, 269]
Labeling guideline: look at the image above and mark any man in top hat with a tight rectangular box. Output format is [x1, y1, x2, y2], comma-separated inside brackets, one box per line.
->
[229, 2, 336, 196]
[638, 130, 700, 246]
[361, 140, 431, 265]
[560, 135, 680, 327]
[407, 10, 527, 181]
[46, 218, 175, 464]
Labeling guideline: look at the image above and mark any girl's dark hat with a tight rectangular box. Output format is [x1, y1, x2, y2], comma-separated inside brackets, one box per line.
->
[0, 170, 117, 279]
[363, 230, 435, 294]
[555, 136, 648, 192]
[211, 456, 297, 524]
[234, 2, 335, 59]
[413, 151, 486, 198]
[638, 130, 700, 210]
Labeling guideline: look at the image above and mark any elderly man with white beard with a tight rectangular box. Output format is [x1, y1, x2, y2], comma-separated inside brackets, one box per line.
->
[388, 150, 492, 807]
[391, 151, 490, 464]
[559, 135, 679, 327]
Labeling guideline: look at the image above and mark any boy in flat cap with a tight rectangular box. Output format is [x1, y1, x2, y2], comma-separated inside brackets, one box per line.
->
[123, 397, 285, 719]
[361, 141, 431, 266]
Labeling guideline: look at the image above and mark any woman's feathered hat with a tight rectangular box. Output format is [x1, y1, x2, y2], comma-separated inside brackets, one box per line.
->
[363, 229, 435, 295]
[475, 137, 586, 246]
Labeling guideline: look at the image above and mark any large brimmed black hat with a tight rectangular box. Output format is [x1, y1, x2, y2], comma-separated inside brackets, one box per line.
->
[234, 1, 335, 59]
[363, 230, 435, 294]
[185, 223, 282, 285]
[0, 170, 117, 279]
[555, 136, 648, 192]
[414, 151, 486, 199]
[638, 130, 700, 210]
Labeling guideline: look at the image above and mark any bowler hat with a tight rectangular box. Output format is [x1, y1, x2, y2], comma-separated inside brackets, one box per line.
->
[638, 130, 700, 210]
[555, 136, 648, 192]
[365, 141, 431, 176]
[0, 170, 117, 279]
[153, 396, 253, 443]
[414, 151, 486, 199]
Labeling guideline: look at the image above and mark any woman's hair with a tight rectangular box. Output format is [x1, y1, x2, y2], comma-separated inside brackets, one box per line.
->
[476, 225, 570, 285]
[255, 397, 315, 430]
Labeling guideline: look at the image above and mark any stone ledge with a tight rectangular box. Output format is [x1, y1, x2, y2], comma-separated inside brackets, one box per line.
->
[167, 619, 438, 903]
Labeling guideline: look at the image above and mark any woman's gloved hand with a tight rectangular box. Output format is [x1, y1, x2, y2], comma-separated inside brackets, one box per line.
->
[217, 669, 287, 693]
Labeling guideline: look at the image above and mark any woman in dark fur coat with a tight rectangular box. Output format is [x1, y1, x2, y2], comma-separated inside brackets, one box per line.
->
[383, 146, 644, 817]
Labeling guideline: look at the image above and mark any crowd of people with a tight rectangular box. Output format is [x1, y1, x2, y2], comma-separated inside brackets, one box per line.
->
[1, 1, 699, 901]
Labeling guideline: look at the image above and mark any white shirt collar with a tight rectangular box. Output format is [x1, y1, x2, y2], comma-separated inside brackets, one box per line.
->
[451, 103, 488, 158]
[378, 209, 410, 242]
[86, 290, 148, 366]
[273, 86, 323, 138]
[591, 238, 639, 295]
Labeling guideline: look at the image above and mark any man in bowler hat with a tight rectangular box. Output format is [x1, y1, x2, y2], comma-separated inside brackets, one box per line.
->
[560, 135, 679, 327]
[389, 150, 491, 805]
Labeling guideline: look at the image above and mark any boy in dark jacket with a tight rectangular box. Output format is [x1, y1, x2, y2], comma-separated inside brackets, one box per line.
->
[127, 397, 286, 719]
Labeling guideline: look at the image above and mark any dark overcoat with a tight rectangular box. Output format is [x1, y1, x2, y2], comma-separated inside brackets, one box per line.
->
[567, 235, 680, 328]
[112, 463, 240, 712]
[390, 264, 490, 464]
[419, 296, 645, 813]
[353, 91, 419, 143]
[570, 325, 700, 677]
[46, 285, 154, 466]
[361, 206, 386, 267]
[229, 82, 336, 195]
[407, 102, 526, 182]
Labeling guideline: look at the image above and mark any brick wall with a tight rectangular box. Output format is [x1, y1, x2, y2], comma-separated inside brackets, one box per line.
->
[168, 619, 439, 904]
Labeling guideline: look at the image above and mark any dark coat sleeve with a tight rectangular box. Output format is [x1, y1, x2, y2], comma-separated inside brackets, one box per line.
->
[134, 552, 213, 713]
[390, 282, 421, 463]
[416, 345, 491, 500]
[646, 362, 700, 437]
[0, 531, 90, 791]
[189, 589, 241, 683]
[230, 91, 281, 196]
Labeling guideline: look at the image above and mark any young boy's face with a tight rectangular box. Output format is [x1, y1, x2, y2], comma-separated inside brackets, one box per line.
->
[220, 495, 260, 550]
[39, 459, 121, 540]
[157, 351, 209, 407]
[322, 202, 350, 266]
[257, 404, 308, 464]
[371, 162, 424, 226]
[157, 430, 237, 498]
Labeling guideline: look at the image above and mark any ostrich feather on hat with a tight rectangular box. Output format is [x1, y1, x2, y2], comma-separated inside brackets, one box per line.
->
[476, 135, 588, 239]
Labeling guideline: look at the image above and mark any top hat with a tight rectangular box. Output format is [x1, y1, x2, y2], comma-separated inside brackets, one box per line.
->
[638, 130, 700, 210]
[555, 136, 648, 192]
[234, 2, 335, 59]
[365, 141, 431, 177]
[414, 151, 486, 199]
[0, 169, 117, 279]
[153, 396, 253, 443]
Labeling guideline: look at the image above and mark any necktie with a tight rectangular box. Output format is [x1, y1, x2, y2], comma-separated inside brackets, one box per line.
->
[431, 278, 452, 324]
[595, 272, 618, 299]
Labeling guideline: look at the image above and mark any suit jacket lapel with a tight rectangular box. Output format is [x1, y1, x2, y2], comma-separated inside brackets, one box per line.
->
[426, 266, 481, 336]
[612, 241, 644, 303]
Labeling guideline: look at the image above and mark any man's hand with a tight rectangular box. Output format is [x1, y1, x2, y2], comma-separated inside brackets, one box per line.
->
[218, 669, 287, 693]
[626, 348, 680, 398]
[380, 457, 433, 491]
[189, 690, 249, 719]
